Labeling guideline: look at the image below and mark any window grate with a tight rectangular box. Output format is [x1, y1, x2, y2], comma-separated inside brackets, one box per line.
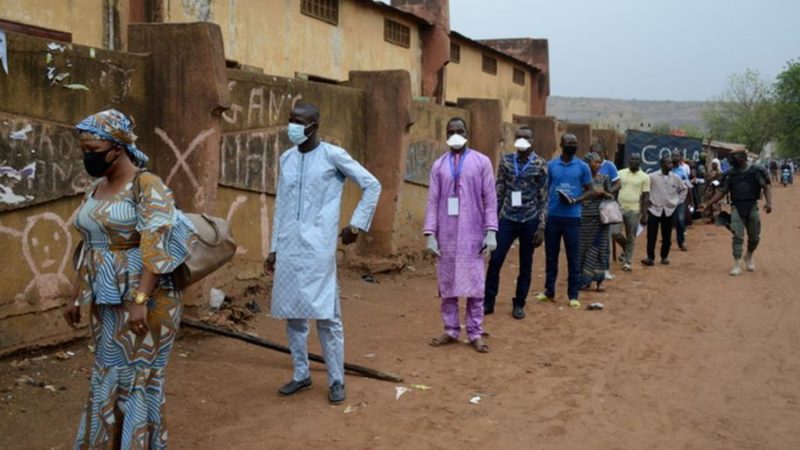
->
[513, 67, 525, 86]
[450, 42, 461, 63]
[384, 18, 410, 48]
[301, 0, 339, 26]
[482, 54, 497, 75]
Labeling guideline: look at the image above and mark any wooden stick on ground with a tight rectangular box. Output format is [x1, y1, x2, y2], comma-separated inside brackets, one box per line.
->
[181, 318, 404, 383]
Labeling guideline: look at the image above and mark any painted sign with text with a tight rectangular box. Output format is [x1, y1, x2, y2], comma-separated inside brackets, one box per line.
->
[624, 130, 703, 173]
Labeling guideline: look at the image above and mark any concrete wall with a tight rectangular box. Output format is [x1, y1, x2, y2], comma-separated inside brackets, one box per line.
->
[0, 0, 106, 47]
[0, 30, 151, 354]
[446, 36, 531, 122]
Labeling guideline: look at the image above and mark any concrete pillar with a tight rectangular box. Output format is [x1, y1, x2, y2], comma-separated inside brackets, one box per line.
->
[348, 70, 414, 257]
[128, 22, 230, 214]
[457, 98, 503, 168]
[592, 129, 621, 164]
[513, 115, 558, 160]
[128, 23, 231, 309]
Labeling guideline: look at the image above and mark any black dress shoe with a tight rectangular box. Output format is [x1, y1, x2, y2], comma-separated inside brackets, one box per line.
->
[278, 377, 312, 396]
[512, 305, 525, 320]
[329, 382, 346, 404]
[641, 258, 655, 266]
[484, 306, 495, 315]
[660, 258, 670, 265]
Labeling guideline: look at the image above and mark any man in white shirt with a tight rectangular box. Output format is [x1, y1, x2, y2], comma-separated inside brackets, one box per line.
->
[642, 156, 687, 266]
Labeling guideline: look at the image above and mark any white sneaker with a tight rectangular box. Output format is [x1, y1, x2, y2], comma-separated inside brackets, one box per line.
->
[745, 253, 755, 272]
[729, 260, 742, 276]
[604, 270, 615, 280]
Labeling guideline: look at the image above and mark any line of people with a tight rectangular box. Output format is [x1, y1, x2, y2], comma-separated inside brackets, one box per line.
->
[61, 104, 774, 448]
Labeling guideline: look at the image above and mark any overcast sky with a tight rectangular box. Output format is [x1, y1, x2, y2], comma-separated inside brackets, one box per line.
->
[445, 0, 800, 101]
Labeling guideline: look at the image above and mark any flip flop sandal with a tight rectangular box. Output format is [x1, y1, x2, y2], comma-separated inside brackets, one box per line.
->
[470, 338, 490, 353]
[429, 334, 458, 347]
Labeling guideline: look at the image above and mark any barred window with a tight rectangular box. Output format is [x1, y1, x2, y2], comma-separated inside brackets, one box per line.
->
[384, 18, 410, 48]
[301, 0, 339, 26]
[482, 54, 497, 75]
[450, 42, 461, 63]
[513, 67, 525, 86]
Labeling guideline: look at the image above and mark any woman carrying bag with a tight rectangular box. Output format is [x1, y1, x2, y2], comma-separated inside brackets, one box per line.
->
[577, 152, 615, 292]
[63, 109, 196, 449]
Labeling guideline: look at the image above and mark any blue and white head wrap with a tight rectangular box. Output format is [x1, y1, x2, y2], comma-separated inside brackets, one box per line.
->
[75, 109, 149, 167]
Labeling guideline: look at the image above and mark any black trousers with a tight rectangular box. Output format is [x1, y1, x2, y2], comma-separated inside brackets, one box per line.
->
[485, 218, 539, 308]
[646, 211, 675, 261]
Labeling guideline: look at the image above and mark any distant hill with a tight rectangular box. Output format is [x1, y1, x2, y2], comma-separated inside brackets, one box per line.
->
[547, 96, 709, 131]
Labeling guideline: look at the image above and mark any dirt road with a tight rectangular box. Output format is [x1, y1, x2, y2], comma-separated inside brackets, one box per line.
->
[2, 185, 799, 449]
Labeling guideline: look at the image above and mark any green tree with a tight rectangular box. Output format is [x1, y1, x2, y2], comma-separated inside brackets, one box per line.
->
[650, 122, 671, 135]
[679, 125, 706, 139]
[702, 69, 778, 154]
[774, 59, 800, 157]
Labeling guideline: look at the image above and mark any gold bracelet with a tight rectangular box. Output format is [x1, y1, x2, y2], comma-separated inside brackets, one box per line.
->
[133, 290, 149, 305]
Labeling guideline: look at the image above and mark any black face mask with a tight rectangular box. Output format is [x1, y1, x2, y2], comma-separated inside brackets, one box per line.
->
[83, 149, 119, 178]
[563, 145, 578, 156]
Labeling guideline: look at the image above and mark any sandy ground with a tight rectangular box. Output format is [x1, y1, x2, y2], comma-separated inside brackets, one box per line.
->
[2, 184, 799, 450]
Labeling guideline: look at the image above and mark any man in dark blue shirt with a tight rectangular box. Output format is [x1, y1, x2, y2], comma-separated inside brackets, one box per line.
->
[536, 134, 596, 309]
[484, 126, 548, 319]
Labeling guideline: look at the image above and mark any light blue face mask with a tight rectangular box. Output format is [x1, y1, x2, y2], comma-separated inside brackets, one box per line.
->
[288, 122, 312, 145]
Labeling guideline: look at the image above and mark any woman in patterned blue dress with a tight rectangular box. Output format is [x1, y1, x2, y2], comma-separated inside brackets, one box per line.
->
[62, 110, 195, 449]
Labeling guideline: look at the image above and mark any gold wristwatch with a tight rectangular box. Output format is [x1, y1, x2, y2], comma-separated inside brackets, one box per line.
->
[133, 291, 149, 305]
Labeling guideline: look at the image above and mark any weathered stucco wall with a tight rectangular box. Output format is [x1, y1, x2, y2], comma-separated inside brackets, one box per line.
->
[0, 0, 105, 47]
[167, 0, 424, 97]
[446, 37, 531, 122]
[0, 30, 151, 354]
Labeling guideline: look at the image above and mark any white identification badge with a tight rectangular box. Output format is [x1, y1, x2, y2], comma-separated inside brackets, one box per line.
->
[448, 197, 460, 216]
[511, 191, 523, 207]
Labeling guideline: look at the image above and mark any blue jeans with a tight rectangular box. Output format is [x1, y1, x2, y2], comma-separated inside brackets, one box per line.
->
[485, 218, 540, 309]
[674, 202, 686, 247]
[544, 216, 582, 300]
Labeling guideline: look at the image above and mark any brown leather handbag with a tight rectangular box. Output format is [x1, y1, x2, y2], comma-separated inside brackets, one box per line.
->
[171, 212, 236, 290]
[132, 171, 236, 290]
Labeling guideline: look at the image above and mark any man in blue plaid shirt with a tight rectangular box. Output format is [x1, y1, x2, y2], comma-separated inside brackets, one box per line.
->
[484, 126, 549, 319]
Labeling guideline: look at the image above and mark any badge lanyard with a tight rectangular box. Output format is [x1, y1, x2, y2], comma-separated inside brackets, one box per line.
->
[449, 150, 469, 196]
[512, 154, 532, 207]
[448, 150, 468, 216]
[513, 154, 533, 178]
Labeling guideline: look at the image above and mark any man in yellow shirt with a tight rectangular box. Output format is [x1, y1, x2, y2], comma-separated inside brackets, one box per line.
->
[614, 153, 650, 271]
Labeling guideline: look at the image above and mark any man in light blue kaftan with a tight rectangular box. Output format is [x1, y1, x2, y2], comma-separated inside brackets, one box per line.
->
[265, 103, 381, 404]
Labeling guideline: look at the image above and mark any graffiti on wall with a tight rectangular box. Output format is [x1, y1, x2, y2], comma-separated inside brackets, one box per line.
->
[219, 128, 290, 194]
[222, 82, 303, 128]
[405, 139, 444, 186]
[0, 112, 91, 211]
[0, 209, 77, 312]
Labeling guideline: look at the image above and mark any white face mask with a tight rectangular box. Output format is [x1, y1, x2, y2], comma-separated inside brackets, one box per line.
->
[514, 138, 532, 151]
[447, 134, 468, 150]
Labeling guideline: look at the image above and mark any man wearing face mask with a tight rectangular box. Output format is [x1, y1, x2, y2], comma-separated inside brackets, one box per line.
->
[535, 134, 595, 309]
[703, 148, 772, 275]
[264, 102, 381, 404]
[484, 126, 548, 320]
[425, 117, 498, 353]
